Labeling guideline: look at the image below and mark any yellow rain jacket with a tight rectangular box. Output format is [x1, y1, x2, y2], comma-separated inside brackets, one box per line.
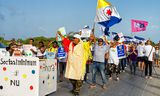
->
[65, 40, 92, 80]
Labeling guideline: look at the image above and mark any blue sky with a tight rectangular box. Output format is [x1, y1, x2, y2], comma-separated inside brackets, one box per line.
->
[0, 0, 160, 43]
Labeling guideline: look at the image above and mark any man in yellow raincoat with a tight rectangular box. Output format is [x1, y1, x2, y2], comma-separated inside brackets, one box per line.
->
[57, 31, 91, 96]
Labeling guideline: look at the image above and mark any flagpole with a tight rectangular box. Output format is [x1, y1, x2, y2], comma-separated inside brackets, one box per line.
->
[92, 20, 96, 35]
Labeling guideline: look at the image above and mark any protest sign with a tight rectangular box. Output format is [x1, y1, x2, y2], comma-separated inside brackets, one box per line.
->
[117, 44, 126, 59]
[39, 59, 57, 96]
[118, 32, 125, 42]
[0, 57, 57, 96]
[57, 47, 66, 59]
[22, 45, 32, 51]
[81, 28, 91, 38]
[22, 45, 33, 57]
[57, 27, 67, 41]
[0, 48, 7, 56]
[46, 51, 56, 59]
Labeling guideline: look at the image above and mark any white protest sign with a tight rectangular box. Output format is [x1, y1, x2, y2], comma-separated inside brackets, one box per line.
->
[81, 28, 91, 38]
[46, 51, 56, 59]
[22, 45, 33, 57]
[22, 45, 32, 51]
[0, 57, 57, 96]
[0, 57, 39, 96]
[57, 27, 67, 41]
[39, 59, 57, 96]
[118, 32, 125, 42]
[0, 48, 7, 57]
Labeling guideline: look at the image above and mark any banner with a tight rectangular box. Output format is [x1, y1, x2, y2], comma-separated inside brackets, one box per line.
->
[131, 19, 148, 32]
[0, 57, 57, 96]
[39, 59, 57, 96]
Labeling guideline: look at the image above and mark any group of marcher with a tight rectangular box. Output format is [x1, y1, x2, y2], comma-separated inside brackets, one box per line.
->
[2, 31, 160, 96]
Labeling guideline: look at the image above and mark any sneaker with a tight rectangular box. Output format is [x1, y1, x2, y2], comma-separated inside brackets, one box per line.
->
[109, 77, 112, 80]
[116, 77, 120, 81]
[149, 76, 153, 79]
[145, 76, 148, 79]
[89, 84, 96, 88]
[102, 84, 107, 89]
[122, 70, 125, 72]
[73, 92, 79, 96]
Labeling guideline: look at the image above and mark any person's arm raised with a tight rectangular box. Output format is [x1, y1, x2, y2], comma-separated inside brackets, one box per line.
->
[103, 35, 109, 45]
[57, 31, 65, 40]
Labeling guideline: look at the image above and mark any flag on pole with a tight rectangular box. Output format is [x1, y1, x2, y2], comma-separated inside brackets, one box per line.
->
[95, 0, 122, 35]
[99, 25, 110, 36]
[131, 19, 148, 32]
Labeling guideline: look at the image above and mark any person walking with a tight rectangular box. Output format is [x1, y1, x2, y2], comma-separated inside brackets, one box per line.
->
[137, 42, 145, 70]
[128, 45, 138, 75]
[108, 41, 120, 80]
[90, 36, 109, 89]
[57, 31, 89, 96]
[144, 40, 155, 79]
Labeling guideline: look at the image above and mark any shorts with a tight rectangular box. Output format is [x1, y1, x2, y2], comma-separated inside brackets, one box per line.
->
[59, 62, 66, 73]
[155, 54, 159, 60]
[137, 57, 144, 62]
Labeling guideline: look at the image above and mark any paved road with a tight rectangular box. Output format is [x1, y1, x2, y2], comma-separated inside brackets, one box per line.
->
[49, 66, 160, 96]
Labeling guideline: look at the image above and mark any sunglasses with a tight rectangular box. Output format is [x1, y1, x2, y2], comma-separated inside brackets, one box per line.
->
[73, 37, 78, 40]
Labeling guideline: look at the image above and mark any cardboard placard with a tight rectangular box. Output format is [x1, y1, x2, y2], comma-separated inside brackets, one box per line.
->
[81, 29, 91, 38]
[45, 52, 56, 59]
[39, 59, 57, 96]
[0, 57, 57, 96]
[57, 27, 67, 41]
[117, 44, 126, 59]
[57, 47, 66, 59]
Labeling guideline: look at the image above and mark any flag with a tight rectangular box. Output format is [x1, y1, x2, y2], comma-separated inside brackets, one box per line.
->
[123, 36, 133, 42]
[134, 36, 146, 43]
[95, 0, 122, 33]
[99, 25, 110, 36]
[131, 19, 148, 32]
[134, 36, 145, 40]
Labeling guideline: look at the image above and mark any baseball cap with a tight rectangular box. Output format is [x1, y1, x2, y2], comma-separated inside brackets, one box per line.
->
[73, 34, 81, 39]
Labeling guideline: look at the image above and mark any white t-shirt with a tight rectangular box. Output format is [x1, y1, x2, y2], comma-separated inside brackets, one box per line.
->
[144, 45, 155, 61]
[93, 44, 108, 63]
[108, 47, 119, 65]
[31, 46, 37, 57]
[37, 49, 46, 57]
[23, 45, 37, 57]
[137, 45, 145, 57]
